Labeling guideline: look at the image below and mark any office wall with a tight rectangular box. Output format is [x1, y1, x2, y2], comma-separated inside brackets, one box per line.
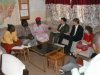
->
[0, 0, 46, 28]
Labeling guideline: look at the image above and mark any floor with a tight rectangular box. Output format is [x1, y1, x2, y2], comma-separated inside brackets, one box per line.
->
[21, 51, 70, 75]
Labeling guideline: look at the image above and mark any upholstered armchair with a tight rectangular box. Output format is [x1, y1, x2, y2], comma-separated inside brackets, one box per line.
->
[1, 54, 29, 75]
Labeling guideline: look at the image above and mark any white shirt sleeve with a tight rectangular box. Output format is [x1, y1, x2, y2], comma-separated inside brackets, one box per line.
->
[84, 61, 100, 75]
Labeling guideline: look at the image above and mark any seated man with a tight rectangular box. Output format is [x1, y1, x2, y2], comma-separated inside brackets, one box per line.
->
[17, 19, 35, 46]
[60, 18, 84, 55]
[31, 17, 49, 49]
[49, 17, 69, 43]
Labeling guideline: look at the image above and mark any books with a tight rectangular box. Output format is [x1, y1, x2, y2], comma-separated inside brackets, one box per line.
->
[12, 44, 31, 50]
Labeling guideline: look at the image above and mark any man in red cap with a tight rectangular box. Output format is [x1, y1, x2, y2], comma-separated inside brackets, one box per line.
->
[32, 17, 49, 48]
[35, 17, 41, 21]
[35, 17, 42, 26]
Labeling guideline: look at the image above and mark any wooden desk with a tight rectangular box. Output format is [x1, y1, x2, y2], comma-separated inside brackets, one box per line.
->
[30, 43, 64, 72]
[47, 50, 65, 71]
[12, 46, 30, 61]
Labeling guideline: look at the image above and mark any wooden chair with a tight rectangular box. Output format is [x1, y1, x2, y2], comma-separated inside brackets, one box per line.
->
[47, 50, 65, 71]
[12, 48, 30, 61]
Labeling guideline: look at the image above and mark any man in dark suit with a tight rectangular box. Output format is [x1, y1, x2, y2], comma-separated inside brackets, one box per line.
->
[61, 18, 84, 54]
[49, 17, 69, 43]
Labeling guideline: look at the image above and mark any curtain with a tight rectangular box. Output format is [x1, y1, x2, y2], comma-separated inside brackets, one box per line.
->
[71, 0, 100, 6]
[92, 0, 100, 4]
[46, 0, 100, 5]
[46, 4, 100, 28]
[45, 0, 70, 4]
[71, 0, 92, 5]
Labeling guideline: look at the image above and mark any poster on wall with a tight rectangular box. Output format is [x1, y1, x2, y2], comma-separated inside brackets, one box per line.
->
[0, 0, 16, 25]
[19, 0, 30, 20]
[20, 10, 28, 16]
[21, 4, 28, 9]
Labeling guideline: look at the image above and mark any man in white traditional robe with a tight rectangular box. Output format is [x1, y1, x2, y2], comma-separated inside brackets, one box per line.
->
[32, 17, 49, 43]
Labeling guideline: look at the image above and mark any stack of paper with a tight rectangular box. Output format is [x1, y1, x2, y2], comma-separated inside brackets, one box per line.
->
[12, 45, 24, 50]
[12, 44, 31, 50]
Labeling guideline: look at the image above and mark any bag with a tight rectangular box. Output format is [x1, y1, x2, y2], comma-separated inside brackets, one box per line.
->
[76, 41, 88, 51]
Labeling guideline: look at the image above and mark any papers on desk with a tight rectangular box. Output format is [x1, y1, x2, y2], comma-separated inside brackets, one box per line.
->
[12, 45, 24, 50]
[23, 44, 31, 48]
[50, 28, 60, 33]
[53, 30, 60, 33]
[12, 44, 31, 50]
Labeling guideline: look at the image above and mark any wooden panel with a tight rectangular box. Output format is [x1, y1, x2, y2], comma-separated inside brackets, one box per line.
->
[20, 0, 28, 4]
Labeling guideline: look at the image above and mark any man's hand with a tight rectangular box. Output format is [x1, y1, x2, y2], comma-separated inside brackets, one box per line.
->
[27, 34, 34, 40]
[13, 40, 22, 46]
[48, 27, 52, 30]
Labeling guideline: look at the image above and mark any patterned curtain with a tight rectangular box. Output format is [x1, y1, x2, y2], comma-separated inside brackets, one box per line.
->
[0, 0, 16, 25]
[46, 4, 100, 28]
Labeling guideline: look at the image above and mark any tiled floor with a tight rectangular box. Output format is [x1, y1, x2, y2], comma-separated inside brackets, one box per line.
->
[21, 51, 70, 75]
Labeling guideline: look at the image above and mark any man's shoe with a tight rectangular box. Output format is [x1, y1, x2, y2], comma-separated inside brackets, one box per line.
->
[59, 69, 64, 75]
[65, 52, 71, 56]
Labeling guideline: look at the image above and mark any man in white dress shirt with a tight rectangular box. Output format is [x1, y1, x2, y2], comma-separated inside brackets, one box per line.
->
[61, 18, 84, 55]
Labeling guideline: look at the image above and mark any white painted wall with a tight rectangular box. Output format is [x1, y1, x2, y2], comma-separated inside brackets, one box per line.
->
[0, 0, 46, 28]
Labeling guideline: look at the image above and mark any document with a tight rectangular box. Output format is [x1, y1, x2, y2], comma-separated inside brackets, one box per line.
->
[12, 45, 24, 50]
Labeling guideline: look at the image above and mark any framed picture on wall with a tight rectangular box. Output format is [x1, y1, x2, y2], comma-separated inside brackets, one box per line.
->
[21, 4, 28, 9]
[20, 10, 28, 16]
[20, 0, 28, 3]
[18, 0, 30, 20]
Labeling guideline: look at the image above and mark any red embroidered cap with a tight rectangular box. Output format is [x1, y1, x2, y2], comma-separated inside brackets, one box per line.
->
[35, 17, 41, 21]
